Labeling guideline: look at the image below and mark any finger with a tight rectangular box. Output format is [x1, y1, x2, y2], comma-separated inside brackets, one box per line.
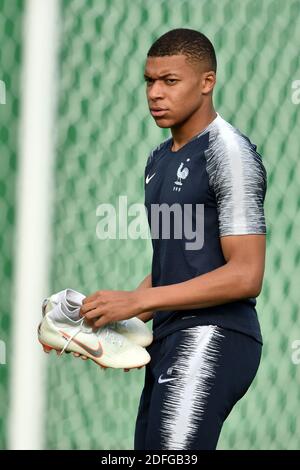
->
[80, 300, 101, 316]
[85, 307, 105, 321]
[73, 352, 88, 360]
[82, 292, 101, 305]
[93, 316, 109, 329]
[83, 317, 95, 327]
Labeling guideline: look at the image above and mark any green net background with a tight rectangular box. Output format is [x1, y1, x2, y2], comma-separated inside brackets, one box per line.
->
[1, 0, 300, 450]
[0, 0, 23, 450]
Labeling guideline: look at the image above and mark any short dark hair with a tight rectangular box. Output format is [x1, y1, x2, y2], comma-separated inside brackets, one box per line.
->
[147, 28, 217, 73]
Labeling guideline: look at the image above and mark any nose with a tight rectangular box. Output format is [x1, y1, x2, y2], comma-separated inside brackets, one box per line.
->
[147, 80, 165, 101]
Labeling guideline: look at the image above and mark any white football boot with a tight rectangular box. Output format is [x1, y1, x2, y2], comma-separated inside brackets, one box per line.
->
[42, 289, 153, 347]
[107, 319, 153, 347]
[41, 288, 85, 317]
[38, 303, 151, 370]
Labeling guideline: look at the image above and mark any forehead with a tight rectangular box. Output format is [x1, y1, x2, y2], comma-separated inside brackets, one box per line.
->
[144, 55, 193, 77]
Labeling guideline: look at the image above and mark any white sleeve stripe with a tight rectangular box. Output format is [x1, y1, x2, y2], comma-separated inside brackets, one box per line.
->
[205, 116, 267, 236]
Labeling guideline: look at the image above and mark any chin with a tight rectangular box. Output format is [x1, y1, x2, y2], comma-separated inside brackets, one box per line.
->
[153, 117, 174, 128]
[155, 122, 170, 129]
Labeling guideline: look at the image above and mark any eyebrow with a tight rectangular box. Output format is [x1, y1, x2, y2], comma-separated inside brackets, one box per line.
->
[143, 73, 179, 79]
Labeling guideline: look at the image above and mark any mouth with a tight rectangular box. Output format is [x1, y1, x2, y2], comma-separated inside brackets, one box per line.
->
[150, 108, 168, 117]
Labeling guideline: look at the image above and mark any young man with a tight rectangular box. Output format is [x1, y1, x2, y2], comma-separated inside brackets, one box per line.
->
[80, 28, 267, 450]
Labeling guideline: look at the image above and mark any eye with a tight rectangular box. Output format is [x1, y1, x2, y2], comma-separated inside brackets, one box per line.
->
[166, 79, 177, 85]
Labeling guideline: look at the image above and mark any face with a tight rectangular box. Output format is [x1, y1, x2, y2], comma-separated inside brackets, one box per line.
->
[144, 54, 215, 128]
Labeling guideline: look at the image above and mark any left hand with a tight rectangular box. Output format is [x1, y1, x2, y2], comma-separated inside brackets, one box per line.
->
[79, 290, 143, 329]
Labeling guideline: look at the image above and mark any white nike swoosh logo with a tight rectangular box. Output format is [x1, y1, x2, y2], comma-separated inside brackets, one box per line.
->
[158, 375, 177, 384]
[145, 173, 156, 184]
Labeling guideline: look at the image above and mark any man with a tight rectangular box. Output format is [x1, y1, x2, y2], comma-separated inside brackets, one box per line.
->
[80, 28, 267, 450]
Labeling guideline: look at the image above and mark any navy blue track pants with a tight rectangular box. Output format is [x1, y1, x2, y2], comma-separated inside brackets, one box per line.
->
[134, 325, 262, 450]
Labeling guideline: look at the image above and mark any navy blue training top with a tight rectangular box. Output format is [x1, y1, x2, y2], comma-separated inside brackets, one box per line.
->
[144, 113, 267, 344]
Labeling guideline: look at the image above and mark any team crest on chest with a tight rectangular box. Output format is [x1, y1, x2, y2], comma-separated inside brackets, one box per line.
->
[173, 158, 190, 191]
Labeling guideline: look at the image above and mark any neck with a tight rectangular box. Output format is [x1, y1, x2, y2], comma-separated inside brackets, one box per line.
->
[170, 102, 217, 152]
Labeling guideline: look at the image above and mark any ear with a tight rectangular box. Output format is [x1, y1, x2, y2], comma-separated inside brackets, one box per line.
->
[201, 71, 216, 95]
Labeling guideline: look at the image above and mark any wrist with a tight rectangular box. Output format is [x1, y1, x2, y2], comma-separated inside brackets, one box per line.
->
[131, 289, 147, 316]
[135, 286, 167, 313]
[133, 288, 152, 314]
